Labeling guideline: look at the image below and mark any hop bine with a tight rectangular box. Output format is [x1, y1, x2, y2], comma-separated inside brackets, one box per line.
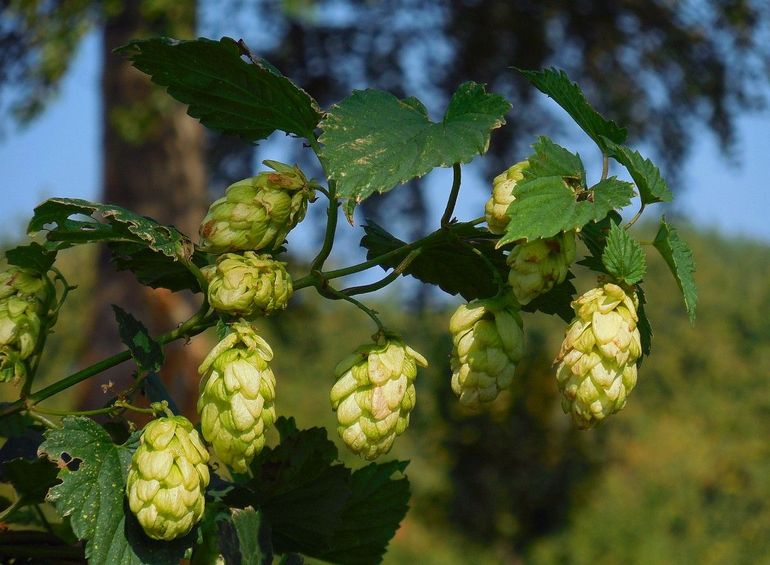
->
[202, 252, 292, 317]
[199, 160, 316, 253]
[554, 282, 642, 429]
[126, 415, 210, 541]
[330, 334, 427, 460]
[198, 322, 276, 473]
[0, 266, 53, 383]
[484, 160, 529, 235]
[506, 231, 576, 305]
[449, 292, 525, 408]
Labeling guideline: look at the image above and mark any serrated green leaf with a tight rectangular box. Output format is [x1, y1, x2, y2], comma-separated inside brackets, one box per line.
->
[0, 457, 59, 505]
[112, 305, 164, 373]
[231, 507, 272, 565]
[498, 177, 634, 245]
[360, 222, 507, 301]
[517, 67, 627, 152]
[28, 198, 192, 261]
[4, 242, 56, 272]
[315, 461, 410, 565]
[522, 274, 577, 323]
[601, 223, 646, 285]
[232, 417, 350, 557]
[525, 136, 586, 186]
[118, 37, 322, 141]
[320, 82, 510, 207]
[653, 218, 697, 323]
[38, 417, 191, 565]
[603, 139, 672, 204]
[110, 242, 205, 293]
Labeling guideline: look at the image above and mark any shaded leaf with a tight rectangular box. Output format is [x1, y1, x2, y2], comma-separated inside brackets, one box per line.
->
[110, 242, 205, 293]
[231, 507, 273, 565]
[4, 242, 56, 272]
[636, 285, 653, 362]
[0, 457, 59, 505]
[316, 461, 410, 565]
[360, 222, 507, 301]
[653, 218, 697, 323]
[320, 83, 510, 208]
[118, 37, 321, 141]
[517, 67, 627, 152]
[112, 305, 164, 373]
[522, 275, 577, 323]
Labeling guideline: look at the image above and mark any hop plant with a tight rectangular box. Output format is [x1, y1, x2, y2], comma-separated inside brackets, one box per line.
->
[202, 252, 293, 317]
[507, 231, 576, 305]
[0, 267, 52, 383]
[198, 322, 276, 473]
[330, 334, 427, 460]
[484, 160, 529, 235]
[126, 415, 210, 541]
[449, 293, 525, 408]
[199, 160, 316, 253]
[554, 282, 642, 429]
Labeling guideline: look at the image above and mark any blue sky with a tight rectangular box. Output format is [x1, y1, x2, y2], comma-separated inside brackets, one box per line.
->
[1, 31, 769, 247]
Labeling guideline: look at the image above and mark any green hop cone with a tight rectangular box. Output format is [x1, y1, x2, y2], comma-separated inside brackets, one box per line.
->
[198, 322, 276, 473]
[126, 415, 210, 541]
[0, 267, 51, 383]
[484, 160, 529, 235]
[330, 334, 427, 460]
[199, 160, 316, 253]
[202, 252, 292, 317]
[507, 231, 576, 305]
[554, 282, 642, 429]
[449, 292, 525, 408]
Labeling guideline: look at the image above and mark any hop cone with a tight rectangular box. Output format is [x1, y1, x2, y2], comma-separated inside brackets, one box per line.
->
[202, 252, 292, 317]
[199, 160, 316, 253]
[554, 282, 642, 429]
[484, 160, 529, 235]
[507, 231, 576, 305]
[450, 293, 525, 407]
[198, 322, 276, 473]
[330, 334, 427, 460]
[0, 267, 51, 382]
[126, 415, 210, 541]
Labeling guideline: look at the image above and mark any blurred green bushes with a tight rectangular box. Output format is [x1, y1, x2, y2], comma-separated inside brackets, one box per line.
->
[3, 227, 769, 563]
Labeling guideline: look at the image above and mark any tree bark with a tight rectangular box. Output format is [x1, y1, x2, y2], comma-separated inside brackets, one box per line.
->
[78, 0, 208, 416]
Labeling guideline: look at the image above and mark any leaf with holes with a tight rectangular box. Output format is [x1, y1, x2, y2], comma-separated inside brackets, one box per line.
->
[118, 37, 322, 142]
[320, 82, 510, 210]
[38, 417, 191, 565]
[28, 198, 192, 261]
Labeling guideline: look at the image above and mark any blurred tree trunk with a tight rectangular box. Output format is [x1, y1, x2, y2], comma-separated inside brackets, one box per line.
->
[78, 0, 208, 416]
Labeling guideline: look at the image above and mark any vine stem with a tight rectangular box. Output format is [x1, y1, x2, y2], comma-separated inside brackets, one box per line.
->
[310, 179, 339, 271]
[625, 202, 646, 229]
[0, 498, 24, 522]
[343, 249, 422, 296]
[601, 153, 609, 180]
[320, 286, 385, 333]
[440, 163, 462, 226]
[0, 305, 214, 420]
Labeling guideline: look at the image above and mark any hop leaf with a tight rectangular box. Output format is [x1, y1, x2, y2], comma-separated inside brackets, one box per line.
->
[554, 282, 642, 429]
[330, 334, 427, 460]
[198, 322, 277, 473]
